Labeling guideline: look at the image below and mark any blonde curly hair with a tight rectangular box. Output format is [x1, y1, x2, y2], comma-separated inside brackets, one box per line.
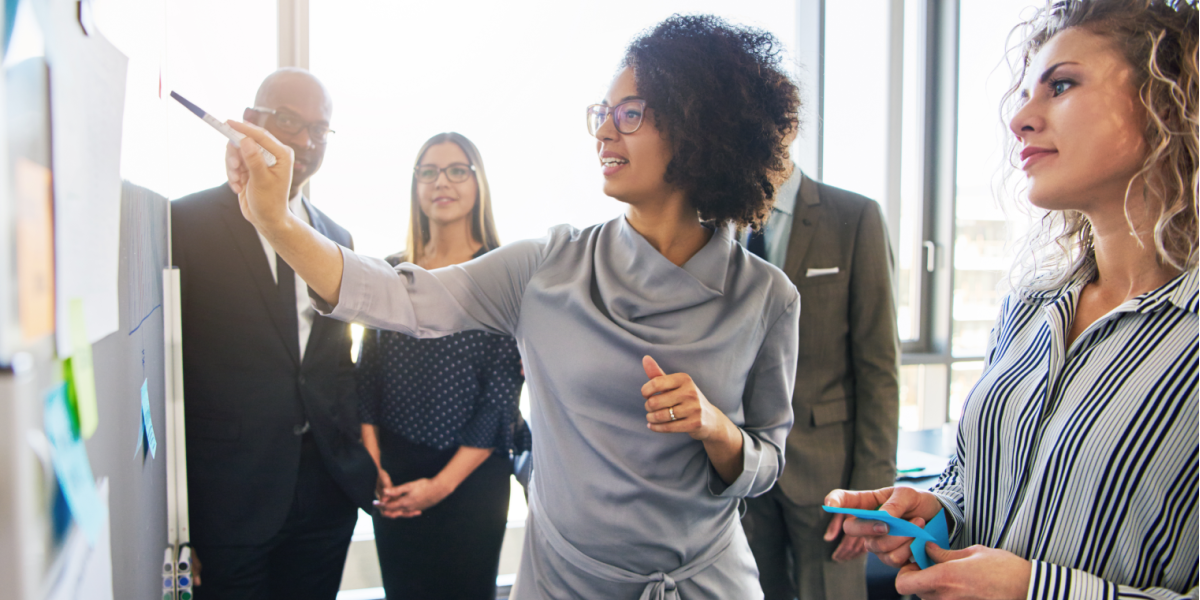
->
[1002, 0, 1198, 292]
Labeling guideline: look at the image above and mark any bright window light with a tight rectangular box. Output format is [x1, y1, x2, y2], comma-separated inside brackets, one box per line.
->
[308, 1, 796, 259]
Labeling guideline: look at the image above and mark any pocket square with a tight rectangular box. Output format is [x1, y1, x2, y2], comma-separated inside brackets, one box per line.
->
[806, 267, 839, 277]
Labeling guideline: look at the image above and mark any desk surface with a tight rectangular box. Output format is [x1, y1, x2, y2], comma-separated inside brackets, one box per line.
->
[896, 424, 956, 488]
[898, 425, 957, 458]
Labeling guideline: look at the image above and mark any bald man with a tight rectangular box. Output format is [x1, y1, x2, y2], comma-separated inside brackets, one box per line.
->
[172, 68, 376, 599]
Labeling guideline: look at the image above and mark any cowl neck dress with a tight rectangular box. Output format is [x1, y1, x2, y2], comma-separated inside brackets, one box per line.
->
[323, 215, 800, 598]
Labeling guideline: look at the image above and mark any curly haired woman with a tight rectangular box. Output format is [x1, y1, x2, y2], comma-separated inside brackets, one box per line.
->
[829, 1, 1198, 599]
[225, 14, 802, 599]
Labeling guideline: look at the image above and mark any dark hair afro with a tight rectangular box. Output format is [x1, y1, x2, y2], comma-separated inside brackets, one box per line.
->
[623, 14, 800, 229]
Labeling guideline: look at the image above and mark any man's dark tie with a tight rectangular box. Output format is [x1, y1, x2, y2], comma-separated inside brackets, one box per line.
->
[747, 228, 767, 260]
[276, 253, 300, 359]
[277, 253, 308, 433]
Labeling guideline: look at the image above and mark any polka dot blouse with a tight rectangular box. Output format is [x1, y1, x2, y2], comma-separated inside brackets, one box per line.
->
[355, 251, 530, 453]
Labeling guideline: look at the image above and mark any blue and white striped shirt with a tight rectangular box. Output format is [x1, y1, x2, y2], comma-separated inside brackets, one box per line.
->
[932, 268, 1198, 599]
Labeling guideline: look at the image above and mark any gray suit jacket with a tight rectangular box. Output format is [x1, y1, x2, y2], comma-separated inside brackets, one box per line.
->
[775, 173, 900, 506]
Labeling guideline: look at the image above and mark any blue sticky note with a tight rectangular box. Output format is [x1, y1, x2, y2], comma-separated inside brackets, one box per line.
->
[134, 411, 145, 458]
[44, 383, 103, 545]
[140, 379, 156, 459]
[823, 505, 950, 569]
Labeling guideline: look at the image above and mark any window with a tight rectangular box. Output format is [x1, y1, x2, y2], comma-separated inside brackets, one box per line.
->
[163, 0, 278, 200]
[308, 1, 796, 260]
[953, 0, 1036, 364]
[817, 0, 1042, 428]
[822, 1, 933, 347]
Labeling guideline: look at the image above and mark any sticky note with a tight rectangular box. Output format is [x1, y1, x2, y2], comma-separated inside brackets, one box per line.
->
[62, 359, 81, 436]
[67, 298, 99, 439]
[822, 506, 950, 569]
[44, 383, 103, 545]
[140, 380, 156, 459]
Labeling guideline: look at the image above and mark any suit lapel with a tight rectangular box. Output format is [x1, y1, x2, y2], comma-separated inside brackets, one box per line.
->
[782, 173, 823, 281]
[216, 187, 301, 366]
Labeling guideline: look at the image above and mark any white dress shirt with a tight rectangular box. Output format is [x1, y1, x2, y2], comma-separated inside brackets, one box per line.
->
[741, 163, 801, 269]
[256, 193, 314, 361]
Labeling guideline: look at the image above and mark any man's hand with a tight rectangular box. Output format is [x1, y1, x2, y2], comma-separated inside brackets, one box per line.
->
[825, 486, 944, 568]
[894, 543, 1031, 600]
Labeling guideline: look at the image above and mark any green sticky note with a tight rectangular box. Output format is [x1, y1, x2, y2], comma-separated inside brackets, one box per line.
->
[62, 359, 80, 437]
[67, 298, 99, 439]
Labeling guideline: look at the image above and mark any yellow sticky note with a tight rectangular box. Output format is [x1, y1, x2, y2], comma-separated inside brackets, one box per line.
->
[67, 298, 99, 439]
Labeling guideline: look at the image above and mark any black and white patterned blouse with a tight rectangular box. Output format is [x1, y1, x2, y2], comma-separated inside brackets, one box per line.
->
[932, 268, 1197, 599]
[356, 251, 530, 454]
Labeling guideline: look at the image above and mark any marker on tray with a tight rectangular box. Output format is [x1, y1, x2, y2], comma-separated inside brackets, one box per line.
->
[170, 91, 277, 167]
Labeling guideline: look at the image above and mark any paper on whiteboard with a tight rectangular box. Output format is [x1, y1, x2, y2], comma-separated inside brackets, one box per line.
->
[38, 0, 128, 353]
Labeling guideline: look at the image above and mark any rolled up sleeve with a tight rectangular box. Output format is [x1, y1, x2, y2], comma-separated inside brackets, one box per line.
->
[710, 292, 800, 498]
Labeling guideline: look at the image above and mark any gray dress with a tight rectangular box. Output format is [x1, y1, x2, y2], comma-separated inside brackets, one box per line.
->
[323, 216, 800, 598]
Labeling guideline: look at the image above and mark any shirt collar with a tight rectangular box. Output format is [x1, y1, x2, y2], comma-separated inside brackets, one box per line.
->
[1030, 266, 1198, 316]
[771, 163, 801, 216]
[289, 191, 304, 214]
[1137, 268, 1198, 315]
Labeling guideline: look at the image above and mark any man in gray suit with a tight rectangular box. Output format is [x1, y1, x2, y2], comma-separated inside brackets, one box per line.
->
[742, 127, 900, 600]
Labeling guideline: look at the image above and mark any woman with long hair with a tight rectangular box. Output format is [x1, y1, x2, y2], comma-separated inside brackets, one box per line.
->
[226, 14, 801, 597]
[356, 132, 528, 598]
[828, 1, 1197, 598]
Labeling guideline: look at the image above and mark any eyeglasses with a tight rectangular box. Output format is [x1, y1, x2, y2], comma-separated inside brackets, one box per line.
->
[586, 99, 647, 136]
[249, 106, 335, 143]
[414, 162, 476, 184]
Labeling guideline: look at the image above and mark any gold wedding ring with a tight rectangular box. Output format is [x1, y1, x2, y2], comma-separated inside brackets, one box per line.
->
[669, 407, 677, 421]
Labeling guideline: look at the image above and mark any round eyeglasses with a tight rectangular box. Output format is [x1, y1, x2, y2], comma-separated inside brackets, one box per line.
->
[586, 99, 647, 136]
[414, 163, 476, 184]
[249, 106, 334, 143]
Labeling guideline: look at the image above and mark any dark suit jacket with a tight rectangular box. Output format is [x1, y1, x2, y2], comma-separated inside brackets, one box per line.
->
[776, 174, 900, 506]
[172, 183, 376, 547]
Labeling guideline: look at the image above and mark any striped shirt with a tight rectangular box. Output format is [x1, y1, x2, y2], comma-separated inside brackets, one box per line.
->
[932, 268, 1198, 599]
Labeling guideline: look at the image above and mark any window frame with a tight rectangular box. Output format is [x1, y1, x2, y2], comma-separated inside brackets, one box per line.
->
[800, 0, 981, 429]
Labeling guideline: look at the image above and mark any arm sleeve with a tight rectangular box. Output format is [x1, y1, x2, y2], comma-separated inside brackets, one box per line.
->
[456, 334, 525, 450]
[316, 229, 560, 337]
[847, 201, 901, 491]
[1028, 562, 1198, 600]
[355, 328, 383, 426]
[709, 291, 800, 498]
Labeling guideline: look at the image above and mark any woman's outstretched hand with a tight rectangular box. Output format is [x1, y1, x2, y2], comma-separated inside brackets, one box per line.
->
[641, 355, 744, 484]
[224, 120, 293, 232]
